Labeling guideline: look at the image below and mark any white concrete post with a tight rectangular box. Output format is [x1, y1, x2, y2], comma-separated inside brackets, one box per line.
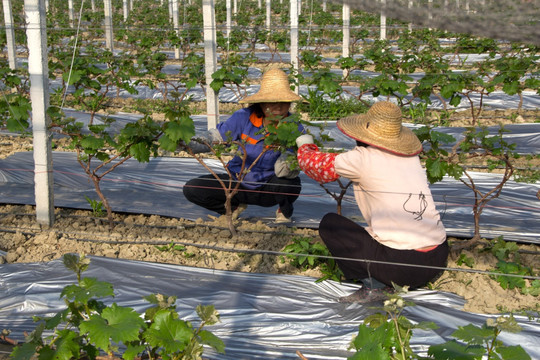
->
[265, 0, 271, 31]
[68, 0, 74, 27]
[380, 0, 386, 40]
[226, 0, 231, 37]
[91, 0, 96, 12]
[408, 0, 413, 32]
[104, 0, 114, 51]
[172, 0, 180, 59]
[290, 0, 299, 94]
[342, 2, 350, 59]
[2, 0, 17, 69]
[203, 0, 219, 129]
[123, 0, 129, 20]
[24, 0, 54, 226]
[233, 0, 237, 15]
[322, 0, 326, 11]
[258, 0, 261, 9]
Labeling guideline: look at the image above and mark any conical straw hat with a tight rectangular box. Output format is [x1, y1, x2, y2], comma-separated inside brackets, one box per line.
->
[337, 101, 422, 156]
[239, 68, 306, 104]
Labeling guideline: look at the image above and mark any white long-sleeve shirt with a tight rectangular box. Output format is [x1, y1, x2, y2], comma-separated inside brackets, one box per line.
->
[298, 144, 447, 250]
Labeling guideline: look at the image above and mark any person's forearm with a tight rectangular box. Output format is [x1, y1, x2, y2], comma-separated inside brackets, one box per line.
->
[297, 144, 340, 183]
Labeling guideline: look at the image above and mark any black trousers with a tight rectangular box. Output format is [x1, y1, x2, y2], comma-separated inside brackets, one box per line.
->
[319, 213, 449, 289]
[183, 174, 301, 218]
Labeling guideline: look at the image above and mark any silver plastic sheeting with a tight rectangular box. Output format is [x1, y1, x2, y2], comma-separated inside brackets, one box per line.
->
[0, 151, 539, 243]
[1, 255, 539, 359]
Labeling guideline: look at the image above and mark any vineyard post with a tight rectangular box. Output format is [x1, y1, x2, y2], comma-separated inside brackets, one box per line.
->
[265, 0, 270, 31]
[172, 0, 180, 59]
[203, 0, 219, 129]
[122, 0, 129, 21]
[290, 0, 299, 90]
[68, 0, 74, 27]
[407, 0, 412, 31]
[2, 0, 17, 69]
[25, 0, 54, 226]
[342, 2, 350, 78]
[380, 0, 386, 40]
[103, 0, 114, 51]
[226, 0, 231, 37]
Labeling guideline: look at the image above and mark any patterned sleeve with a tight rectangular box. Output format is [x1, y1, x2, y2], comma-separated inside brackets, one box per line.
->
[297, 144, 340, 183]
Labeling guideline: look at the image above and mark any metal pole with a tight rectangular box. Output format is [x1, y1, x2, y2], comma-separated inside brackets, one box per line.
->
[24, 0, 54, 226]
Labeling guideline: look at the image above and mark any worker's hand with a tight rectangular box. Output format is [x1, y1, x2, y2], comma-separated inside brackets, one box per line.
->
[296, 134, 314, 148]
[186, 129, 222, 154]
[274, 152, 300, 179]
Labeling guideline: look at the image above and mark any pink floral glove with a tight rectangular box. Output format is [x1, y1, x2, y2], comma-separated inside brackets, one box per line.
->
[297, 143, 339, 184]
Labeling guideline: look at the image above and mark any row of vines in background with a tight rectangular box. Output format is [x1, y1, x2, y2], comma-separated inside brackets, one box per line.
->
[0, 0, 539, 241]
[3, 0, 539, 122]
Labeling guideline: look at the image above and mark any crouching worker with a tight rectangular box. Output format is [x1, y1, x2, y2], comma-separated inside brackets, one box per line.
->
[296, 101, 448, 303]
[183, 68, 306, 223]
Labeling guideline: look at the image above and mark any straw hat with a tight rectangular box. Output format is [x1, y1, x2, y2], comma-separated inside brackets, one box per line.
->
[337, 101, 422, 156]
[239, 68, 306, 104]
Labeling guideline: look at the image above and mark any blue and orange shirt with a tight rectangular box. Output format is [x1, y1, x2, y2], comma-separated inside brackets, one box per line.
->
[216, 107, 305, 189]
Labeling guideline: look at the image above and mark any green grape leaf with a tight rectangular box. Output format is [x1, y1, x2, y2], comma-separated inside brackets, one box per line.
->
[497, 345, 532, 360]
[61, 277, 114, 303]
[10, 342, 39, 360]
[144, 310, 192, 353]
[428, 339, 484, 359]
[196, 304, 220, 325]
[452, 324, 493, 345]
[80, 136, 105, 151]
[122, 344, 146, 360]
[52, 329, 81, 360]
[129, 142, 151, 162]
[198, 330, 225, 353]
[79, 304, 145, 352]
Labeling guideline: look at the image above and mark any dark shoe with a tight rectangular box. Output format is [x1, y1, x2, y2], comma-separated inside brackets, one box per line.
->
[338, 286, 394, 304]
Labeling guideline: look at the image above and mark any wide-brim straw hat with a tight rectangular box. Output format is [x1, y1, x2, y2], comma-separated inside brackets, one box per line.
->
[239, 68, 307, 104]
[337, 101, 422, 156]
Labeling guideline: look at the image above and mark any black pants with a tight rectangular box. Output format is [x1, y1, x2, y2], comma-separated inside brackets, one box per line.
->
[319, 213, 449, 289]
[183, 174, 301, 218]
